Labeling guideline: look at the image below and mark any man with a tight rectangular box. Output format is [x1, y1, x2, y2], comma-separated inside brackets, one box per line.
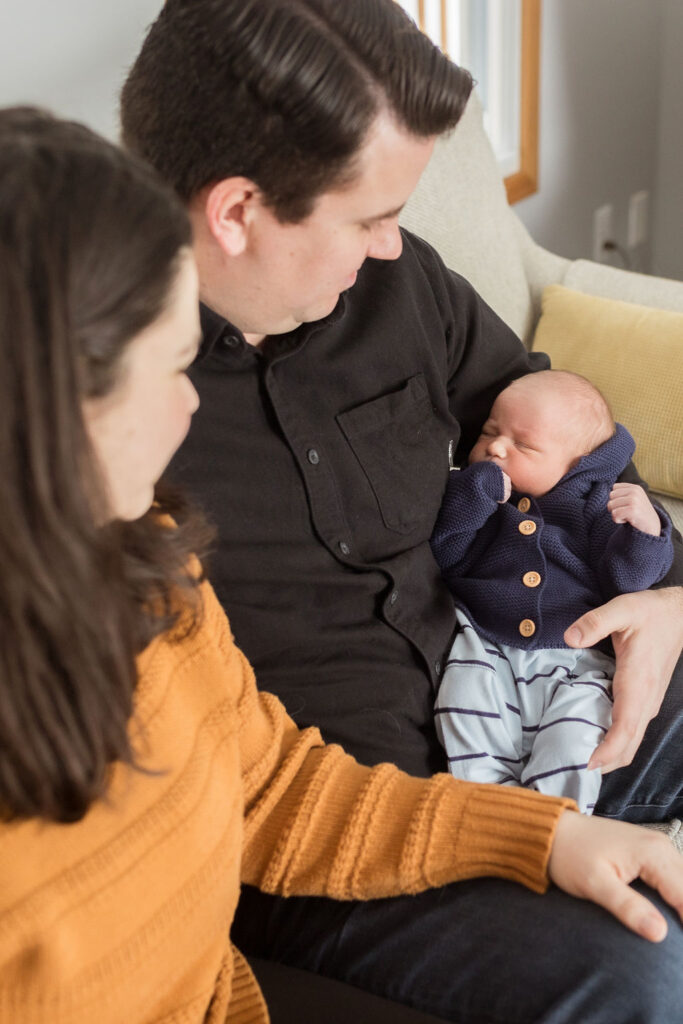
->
[121, 1, 683, 1020]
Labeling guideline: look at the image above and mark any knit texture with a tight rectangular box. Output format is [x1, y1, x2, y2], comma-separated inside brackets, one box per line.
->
[431, 424, 674, 652]
[0, 583, 572, 1023]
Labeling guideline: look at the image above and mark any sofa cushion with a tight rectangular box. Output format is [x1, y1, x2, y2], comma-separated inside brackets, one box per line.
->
[399, 93, 533, 342]
[532, 284, 683, 501]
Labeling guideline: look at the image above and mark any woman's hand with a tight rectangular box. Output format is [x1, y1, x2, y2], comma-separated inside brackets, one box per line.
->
[549, 811, 683, 942]
[564, 588, 683, 772]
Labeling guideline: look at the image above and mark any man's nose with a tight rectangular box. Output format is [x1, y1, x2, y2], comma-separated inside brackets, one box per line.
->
[367, 220, 403, 261]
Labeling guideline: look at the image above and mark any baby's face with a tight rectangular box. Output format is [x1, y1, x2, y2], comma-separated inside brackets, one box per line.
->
[469, 385, 583, 497]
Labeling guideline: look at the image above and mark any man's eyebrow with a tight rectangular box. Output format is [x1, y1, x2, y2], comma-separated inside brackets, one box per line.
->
[359, 204, 405, 224]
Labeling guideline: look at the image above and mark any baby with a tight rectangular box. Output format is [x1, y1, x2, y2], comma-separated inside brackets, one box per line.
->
[431, 370, 674, 812]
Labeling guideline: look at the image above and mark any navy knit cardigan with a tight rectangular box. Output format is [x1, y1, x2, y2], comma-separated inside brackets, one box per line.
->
[430, 424, 674, 653]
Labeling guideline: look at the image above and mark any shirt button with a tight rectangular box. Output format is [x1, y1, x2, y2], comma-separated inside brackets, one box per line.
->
[223, 333, 240, 348]
[519, 619, 536, 638]
[518, 519, 536, 535]
[518, 497, 531, 513]
[339, 541, 351, 555]
[435, 660, 442, 676]
[523, 571, 541, 588]
[389, 589, 399, 605]
[307, 448, 320, 465]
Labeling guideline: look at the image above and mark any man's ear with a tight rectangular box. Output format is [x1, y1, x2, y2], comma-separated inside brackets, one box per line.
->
[203, 177, 260, 257]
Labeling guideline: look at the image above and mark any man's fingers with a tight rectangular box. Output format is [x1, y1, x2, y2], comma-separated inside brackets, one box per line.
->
[590, 868, 668, 942]
[565, 602, 623, 648]
[588, 727, 639, 772]
[588, 694, 647, 771]
[588, 722, 640, 771]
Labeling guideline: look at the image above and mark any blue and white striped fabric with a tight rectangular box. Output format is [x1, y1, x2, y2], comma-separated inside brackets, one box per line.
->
[435, 609, 614, 814]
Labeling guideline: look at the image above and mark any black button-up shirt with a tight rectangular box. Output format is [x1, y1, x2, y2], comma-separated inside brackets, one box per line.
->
[169, 229, 681, 777]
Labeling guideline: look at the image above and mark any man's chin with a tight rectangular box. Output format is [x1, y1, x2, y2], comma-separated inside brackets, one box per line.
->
[299, 293, 343, 325]
[265, 294, 344, 335]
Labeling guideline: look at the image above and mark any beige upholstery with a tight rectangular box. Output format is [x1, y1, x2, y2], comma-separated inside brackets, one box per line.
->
[400, 92, 683, 535]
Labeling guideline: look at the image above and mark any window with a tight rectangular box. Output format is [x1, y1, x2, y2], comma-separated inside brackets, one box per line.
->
[397, 0, 540, 203]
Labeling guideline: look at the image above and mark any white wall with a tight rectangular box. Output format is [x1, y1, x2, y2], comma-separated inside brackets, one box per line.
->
[515, 0, 665, 272]
[652, 0, 683, 280]
[0, 0, 163, 141]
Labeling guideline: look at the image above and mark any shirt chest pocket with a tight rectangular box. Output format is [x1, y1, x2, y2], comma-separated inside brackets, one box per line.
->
[336, 374, 452, 536]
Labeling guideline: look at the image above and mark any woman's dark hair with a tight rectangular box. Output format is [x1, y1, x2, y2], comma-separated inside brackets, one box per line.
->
[0, 107, 211, 822]
[121, 0, 474, 222]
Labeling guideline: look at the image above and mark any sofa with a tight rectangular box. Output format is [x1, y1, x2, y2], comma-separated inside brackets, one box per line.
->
[400, 92, 683, 854]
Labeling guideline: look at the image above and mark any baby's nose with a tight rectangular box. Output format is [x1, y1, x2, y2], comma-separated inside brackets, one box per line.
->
[487, 438, 507, 459]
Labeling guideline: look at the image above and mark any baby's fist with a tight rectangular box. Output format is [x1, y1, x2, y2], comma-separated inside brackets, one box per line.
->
[608, 483, 661, 536]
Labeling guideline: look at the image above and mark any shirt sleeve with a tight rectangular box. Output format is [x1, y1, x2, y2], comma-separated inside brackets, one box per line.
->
[404, 232, 550, 461]
[200, 584, 574, 901]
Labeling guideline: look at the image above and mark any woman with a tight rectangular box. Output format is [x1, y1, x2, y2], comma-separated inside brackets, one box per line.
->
[0, 108, 681, 1024]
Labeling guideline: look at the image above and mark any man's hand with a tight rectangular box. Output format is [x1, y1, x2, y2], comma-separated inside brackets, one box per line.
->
[608, 482, 661, 536]
[549, 811, 683, 942]
[564, 588, 683, 772]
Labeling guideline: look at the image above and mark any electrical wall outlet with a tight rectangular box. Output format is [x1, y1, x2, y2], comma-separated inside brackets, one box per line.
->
[627, 190, 649, 249]
[592, 203, 614, 263]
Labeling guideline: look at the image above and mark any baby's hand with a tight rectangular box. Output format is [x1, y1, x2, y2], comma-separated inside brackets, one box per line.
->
[498, 470, 512, 503]
[607, 483, 661, 536]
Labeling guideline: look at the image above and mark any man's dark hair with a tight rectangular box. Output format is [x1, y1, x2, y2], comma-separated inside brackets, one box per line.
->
[121, 0, 473, 222]
[0, 107, 211, 823]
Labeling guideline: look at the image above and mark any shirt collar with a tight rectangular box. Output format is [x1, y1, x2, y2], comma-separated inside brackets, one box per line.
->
[196, 292, 349, 366]
[197, 302, 244, 360]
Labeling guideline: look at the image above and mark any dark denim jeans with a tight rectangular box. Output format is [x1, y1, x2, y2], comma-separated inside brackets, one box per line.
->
[234, 659, 683, 1023]
[595, 653, 683, 823]
[236, 880, 683, 1023]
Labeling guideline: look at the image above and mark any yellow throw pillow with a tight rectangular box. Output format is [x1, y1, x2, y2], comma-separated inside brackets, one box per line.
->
[532, 284, 683, 499]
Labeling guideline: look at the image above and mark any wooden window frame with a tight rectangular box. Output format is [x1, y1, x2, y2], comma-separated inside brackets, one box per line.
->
[504, 0, 541, 204]
[413, 0, 541, 205]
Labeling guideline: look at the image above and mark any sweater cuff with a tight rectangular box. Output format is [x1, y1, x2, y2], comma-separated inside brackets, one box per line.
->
[468, 460, 507, 503]
[426, 780, 576, 894]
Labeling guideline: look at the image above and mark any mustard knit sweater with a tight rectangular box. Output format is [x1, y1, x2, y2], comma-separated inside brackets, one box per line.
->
[0, 583, 573, 1023]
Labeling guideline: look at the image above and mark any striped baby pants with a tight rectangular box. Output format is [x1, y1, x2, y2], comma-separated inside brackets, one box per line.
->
[435, 609, 614, 813]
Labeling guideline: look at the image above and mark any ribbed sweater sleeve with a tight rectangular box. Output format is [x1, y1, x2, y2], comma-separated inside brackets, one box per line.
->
[588, 505, 675, 598]
[207, 585, 575, 900]
[0, 578, 574, 1023]
[430, 462, 506, 574]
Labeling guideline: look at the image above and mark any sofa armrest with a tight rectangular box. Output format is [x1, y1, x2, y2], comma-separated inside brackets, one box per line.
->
[563, 259, 683, 313]
[511, 217, 683, 341]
